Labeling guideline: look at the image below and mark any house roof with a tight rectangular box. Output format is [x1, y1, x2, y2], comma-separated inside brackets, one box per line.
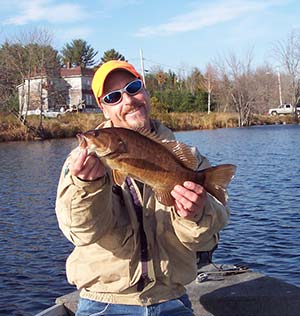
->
[60, 66, 95, 78]
[23, 66, 95, 80]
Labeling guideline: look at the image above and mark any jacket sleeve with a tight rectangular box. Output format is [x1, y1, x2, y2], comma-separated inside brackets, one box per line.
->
[55, 156, 116, 246]
[170, 147, 230, 252]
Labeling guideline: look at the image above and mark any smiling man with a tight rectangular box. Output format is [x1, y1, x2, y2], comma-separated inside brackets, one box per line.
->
[55, 60, 230, 316]
[95, 63, 151, 130]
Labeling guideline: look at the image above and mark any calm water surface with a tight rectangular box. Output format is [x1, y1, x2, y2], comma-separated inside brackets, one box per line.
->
[0, 124, 299, 316]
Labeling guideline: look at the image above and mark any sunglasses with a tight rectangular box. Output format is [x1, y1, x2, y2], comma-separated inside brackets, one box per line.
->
[100, 79, 143, 105]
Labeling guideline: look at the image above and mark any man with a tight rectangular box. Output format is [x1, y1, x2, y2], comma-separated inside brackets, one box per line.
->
[56, 60, 230, 316]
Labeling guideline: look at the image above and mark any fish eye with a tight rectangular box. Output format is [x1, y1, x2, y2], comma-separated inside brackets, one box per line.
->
[117, 139, 127, 152]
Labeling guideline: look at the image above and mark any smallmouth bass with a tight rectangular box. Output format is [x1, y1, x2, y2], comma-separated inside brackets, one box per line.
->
[77, 127, 236, 206]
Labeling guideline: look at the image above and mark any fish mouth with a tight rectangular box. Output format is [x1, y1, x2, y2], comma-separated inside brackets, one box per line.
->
[76, 133, 88, 150]
[76, 130, 102, 145]
[76, 132, 85, 142]
[77, 130, 101, 151]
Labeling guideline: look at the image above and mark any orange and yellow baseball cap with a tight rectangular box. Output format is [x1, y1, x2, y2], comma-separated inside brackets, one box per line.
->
[92, 60, 142, 106]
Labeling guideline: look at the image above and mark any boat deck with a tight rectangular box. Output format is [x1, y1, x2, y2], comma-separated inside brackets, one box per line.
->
[36, 264, 300, 316]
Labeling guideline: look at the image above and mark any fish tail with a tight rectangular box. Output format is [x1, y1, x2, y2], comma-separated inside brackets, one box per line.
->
[197, 164, 236, 206]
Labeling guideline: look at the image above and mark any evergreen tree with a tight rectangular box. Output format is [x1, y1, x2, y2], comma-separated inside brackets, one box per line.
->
[61, 39, 98, 68]
[100, 49, 126, 64]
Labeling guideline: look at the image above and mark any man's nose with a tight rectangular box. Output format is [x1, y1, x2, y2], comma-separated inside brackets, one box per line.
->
[122, 91, 134, 103]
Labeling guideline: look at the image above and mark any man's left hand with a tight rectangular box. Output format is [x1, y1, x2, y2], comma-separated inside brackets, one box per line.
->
[171, 181, 207, 219]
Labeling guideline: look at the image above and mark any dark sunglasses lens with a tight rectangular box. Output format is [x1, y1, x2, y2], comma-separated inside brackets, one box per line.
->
[126, 80, 142, 94]
[104, 91, 122, 104]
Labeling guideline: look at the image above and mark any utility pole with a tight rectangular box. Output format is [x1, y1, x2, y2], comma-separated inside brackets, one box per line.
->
[277, 71, 283, 105]
[139, 48, 146, 88]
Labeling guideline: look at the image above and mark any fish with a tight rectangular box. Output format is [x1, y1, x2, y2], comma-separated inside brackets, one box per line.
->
[77, 127, 236, 206]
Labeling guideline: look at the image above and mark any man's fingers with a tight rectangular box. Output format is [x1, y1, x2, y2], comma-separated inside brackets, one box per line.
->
[183, 181, 205, 195]
[81, 155, 98, 174]
[174, 200, 194, 218]
[175, 200, 188, 214]
[68, 148, 106, 181]
[82, 158, 105, 181]
[171, 182, 207, 218]
[182, 182, 207, 208]
[69, 148, 88, 176]
[172, 184, 199, 205]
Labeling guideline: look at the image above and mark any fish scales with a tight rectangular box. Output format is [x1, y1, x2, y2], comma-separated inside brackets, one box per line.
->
[78, 127, 236, 206]
[111, 129, 194, 189]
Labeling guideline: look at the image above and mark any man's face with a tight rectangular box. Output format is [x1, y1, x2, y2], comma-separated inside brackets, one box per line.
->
[100, 70, 151, 130]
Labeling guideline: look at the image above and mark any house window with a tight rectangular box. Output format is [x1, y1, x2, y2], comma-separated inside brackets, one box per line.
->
[85, 94, 92, 105]
[83, 79, 92, 90]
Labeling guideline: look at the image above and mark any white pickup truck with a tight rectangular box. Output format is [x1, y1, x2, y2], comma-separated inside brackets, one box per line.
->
[23, 108, 66, 119]
[268, 104, 300, 116]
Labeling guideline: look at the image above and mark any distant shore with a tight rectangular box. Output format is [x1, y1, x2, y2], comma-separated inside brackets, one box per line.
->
[0, 111, 297, 142]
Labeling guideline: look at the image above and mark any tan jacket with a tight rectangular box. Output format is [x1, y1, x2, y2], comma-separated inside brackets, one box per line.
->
[55, 120, 230, 305]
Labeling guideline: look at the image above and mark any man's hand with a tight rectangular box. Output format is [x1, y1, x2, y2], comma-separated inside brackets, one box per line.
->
[171, 181, 207, 219]
[69, 147, 106, 181]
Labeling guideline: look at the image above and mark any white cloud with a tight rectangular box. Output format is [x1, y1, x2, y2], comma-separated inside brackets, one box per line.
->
[135, 0, 287, 37]
[3, 0, 87, 25]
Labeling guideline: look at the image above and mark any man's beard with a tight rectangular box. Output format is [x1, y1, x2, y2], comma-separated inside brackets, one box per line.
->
[123, 103, 150, 130]
[127, 114, 148, 129]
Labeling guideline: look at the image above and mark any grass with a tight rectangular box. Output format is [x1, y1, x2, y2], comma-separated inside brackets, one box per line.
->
[0, 112, 105, 142]
[0, 111, 297, 142]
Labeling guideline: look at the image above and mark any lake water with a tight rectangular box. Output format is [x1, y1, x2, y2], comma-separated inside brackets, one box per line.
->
[0, 124, 299, 316]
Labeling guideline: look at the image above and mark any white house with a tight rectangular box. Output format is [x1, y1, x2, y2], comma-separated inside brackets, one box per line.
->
[18, 66, 98, 114]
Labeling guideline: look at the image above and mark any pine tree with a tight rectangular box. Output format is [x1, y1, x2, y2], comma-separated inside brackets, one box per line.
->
[100, 49, 126, 64]
[61, 39, 98, 68]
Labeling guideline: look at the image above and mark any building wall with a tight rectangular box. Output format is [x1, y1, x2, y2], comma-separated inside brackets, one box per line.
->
[18, 77, 49, 114]
[63, 76, 82, 107]
[18, 67, 98, 113]
[81, 76, 98, 108]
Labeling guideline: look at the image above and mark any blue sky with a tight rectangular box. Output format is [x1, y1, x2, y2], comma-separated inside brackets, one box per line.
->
[1, 0, 300, 74]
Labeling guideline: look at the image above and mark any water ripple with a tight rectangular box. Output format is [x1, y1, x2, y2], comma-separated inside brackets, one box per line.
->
[177, 125, 300, 288]
[1, 125, 300, 315]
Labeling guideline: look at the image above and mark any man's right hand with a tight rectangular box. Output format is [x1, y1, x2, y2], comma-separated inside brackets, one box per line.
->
[69, 147, 106, 181]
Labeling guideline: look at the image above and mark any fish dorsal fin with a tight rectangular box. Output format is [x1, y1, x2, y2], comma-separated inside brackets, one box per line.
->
[112, 170, 127, 186]
[135, 127, 164, 143]
[135, 128, 199, 171]
[163, 141, 199, 170]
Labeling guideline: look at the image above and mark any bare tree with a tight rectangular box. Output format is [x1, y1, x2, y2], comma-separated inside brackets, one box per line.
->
[0, 28, 55, 115]
[214, 50, 256, 126]
[251, 65, 278, 114]
[0, 28, 59, 137]
[213, 72, 231, 113]
[272, 29, 300, 121]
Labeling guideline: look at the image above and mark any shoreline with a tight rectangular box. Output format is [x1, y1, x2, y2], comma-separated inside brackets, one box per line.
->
[0, 112, 298, 142]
